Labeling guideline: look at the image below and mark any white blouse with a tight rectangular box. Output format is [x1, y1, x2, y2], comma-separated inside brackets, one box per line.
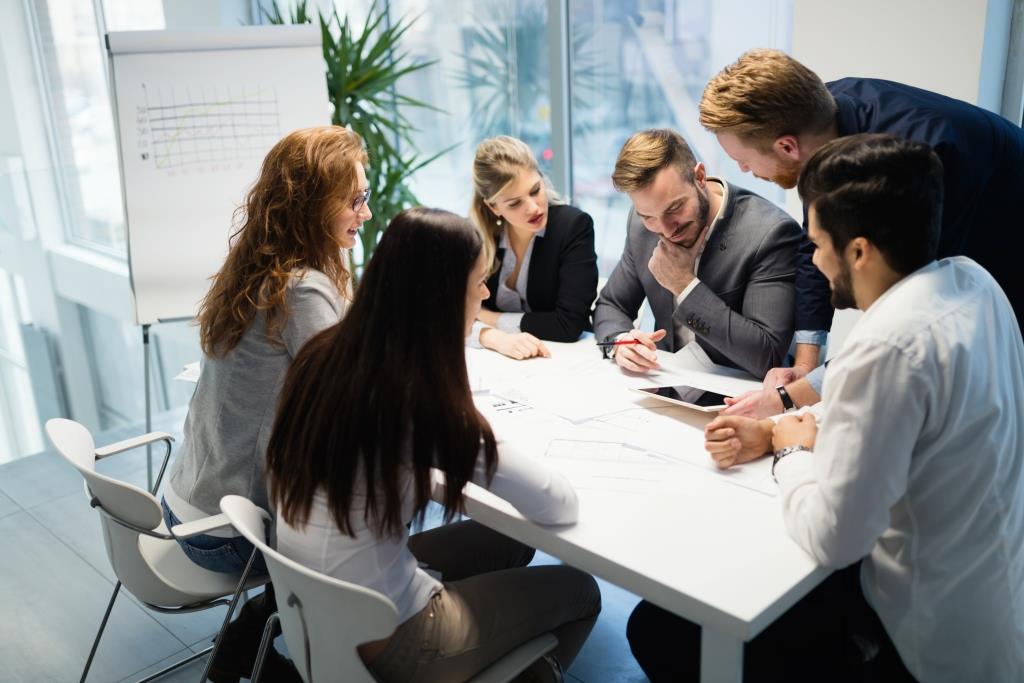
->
[276, 440, 578, 623]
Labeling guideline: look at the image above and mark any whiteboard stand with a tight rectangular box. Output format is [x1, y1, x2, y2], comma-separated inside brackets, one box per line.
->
[143, 324, 153, 490]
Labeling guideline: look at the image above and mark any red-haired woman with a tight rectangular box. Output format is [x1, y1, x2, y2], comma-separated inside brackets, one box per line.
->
[162, 126, 371, 681]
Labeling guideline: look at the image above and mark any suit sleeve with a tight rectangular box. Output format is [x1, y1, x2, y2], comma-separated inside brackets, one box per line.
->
[593, 210, 647, 342]
[794, 230, 835, 333]
[676, 217, 801, 377]
[520, 211, 599, 342]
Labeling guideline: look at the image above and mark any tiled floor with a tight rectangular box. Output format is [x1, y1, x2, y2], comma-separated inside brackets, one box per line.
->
[0, 409, 648, 682]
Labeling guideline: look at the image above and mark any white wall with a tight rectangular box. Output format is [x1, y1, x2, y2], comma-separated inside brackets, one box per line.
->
[792, 0, 1012, 110]
[789, 0, 1015, 353]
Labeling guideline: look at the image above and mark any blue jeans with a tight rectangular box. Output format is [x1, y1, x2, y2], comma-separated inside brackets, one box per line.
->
[161, 497, 267, 576]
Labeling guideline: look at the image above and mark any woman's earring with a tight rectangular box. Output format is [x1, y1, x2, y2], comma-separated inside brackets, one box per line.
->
[496, 218, 502, 226]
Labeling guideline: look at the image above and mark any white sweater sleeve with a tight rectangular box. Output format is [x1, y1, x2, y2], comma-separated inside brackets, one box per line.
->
[471, 440, 579, 526]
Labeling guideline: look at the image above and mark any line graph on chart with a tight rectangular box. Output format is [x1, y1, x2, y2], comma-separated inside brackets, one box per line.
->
[134, 83, 281, 173]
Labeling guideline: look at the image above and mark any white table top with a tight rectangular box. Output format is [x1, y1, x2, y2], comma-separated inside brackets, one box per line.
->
[462, 340, 828, 642]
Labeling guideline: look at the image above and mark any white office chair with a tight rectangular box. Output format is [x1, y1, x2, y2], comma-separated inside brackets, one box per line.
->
[220, 495, 561, 683]
[44, 418, 267, 683]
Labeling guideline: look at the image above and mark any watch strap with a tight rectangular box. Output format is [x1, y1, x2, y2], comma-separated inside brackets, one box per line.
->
[771, 444, 811, 482]
[776, 385, 796, 411]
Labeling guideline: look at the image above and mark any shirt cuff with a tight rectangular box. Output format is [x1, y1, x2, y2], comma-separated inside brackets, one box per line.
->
[805, 364, 826, 396]
[496, 312, 524, 334]
[794, 329, 828, 347]
[674, 278, 702, 307]
[467, 320, 487, 349]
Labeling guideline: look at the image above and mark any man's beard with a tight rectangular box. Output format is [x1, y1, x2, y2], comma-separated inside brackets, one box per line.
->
[772, 157, 803, 190]
[678, 186, 711, 248]
[830, 260, 857, 309]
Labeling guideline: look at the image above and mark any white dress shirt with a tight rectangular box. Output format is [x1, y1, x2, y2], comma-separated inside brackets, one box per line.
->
[276, 440, 578, 624]
[775, 257, 1024, 683]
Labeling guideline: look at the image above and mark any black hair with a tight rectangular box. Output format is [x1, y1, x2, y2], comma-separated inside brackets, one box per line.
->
[798, 133, 943, 275]
[267, 207, 497, 537]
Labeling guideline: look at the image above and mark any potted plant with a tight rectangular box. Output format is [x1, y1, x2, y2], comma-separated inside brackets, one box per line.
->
[262, 0, 450, 275]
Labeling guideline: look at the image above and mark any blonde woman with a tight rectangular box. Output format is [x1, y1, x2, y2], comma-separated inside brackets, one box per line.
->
[469, 136, 598, 358]
[162, 126, 370, 682]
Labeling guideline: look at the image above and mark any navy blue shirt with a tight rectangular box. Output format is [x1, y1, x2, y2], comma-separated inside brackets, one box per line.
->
[796, 78, 1024, 332]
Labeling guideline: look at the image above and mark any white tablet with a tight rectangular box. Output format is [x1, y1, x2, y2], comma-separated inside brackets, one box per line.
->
[631, 384, 731, 412]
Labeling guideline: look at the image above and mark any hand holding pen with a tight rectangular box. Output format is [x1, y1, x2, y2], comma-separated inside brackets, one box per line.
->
[598, 329, 667, 373]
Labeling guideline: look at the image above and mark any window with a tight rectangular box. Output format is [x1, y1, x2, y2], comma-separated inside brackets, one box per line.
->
[0, 271, 42, 463]
[32, 0, 164, 255]
[569, 0, 793, 273]
[387, 0, 554, 218]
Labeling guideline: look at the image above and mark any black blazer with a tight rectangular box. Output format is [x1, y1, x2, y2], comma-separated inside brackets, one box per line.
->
[483, 204, 598, 342]
[795, 78, 1024, 332]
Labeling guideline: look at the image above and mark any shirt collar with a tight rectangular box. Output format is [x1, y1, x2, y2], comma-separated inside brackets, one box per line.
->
[498, 224, 546, 249]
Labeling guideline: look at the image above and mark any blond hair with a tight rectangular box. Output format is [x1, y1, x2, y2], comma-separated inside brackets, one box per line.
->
[611, 129, 697, 193]
[699, 49, 836, 150]
[470, 136, 562, 268]
[197, 126, 366, 356]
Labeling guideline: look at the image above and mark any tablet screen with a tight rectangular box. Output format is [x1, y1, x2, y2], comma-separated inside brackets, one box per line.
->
[635, 385, 730, 407]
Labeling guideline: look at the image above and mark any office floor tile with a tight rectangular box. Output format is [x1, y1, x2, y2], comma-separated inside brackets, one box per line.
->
[0, 488, 19, 518]
[0, 511, 185, 682]
[0, 450, 85, 509]
[117, 646, 211, 683]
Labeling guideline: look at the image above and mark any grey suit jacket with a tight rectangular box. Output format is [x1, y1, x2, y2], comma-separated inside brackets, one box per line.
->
[593, 179, 801, 378]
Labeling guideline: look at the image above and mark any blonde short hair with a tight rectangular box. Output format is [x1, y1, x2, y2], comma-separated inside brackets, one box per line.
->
[699, 49, 836, 149]
[611, 129, 696, 193]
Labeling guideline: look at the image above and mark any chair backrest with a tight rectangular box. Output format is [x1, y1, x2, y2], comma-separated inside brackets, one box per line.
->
[220, 495, 399, 683]
[44, 418, 182, 606]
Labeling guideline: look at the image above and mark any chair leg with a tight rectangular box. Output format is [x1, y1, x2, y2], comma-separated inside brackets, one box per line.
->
[80, 580, 122, 683]
[250, 613, 280, 683]
[199, 548, 261, 683]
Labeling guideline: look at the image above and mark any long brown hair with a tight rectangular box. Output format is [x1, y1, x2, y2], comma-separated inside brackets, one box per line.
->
[267, 207, 498, 537]
[197, 126, 367, 357]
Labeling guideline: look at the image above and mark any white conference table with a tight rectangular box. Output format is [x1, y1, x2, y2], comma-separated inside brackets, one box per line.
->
[461, 340, 828, 683]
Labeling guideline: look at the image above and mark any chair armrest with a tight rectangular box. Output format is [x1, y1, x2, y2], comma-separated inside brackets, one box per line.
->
[171, 513, 233, 539]
[95, 431, 175, 460]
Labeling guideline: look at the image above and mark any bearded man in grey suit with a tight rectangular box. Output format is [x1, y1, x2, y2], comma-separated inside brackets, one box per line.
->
[594, 129, 801, 378]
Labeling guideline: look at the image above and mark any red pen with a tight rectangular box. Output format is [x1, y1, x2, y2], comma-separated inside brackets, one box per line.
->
[595, 339, 642, 347]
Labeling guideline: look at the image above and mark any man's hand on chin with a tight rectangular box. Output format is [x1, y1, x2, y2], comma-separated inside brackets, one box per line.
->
[648, 225, 707, 295]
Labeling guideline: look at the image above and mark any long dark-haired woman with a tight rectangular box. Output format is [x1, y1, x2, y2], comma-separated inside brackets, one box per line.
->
[468, 136, 599, 359]
[162, 126, 371, 681]
[267, 207, 602, 682]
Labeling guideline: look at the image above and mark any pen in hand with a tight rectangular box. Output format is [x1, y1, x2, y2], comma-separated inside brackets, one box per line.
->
[595, 339, 642, 348]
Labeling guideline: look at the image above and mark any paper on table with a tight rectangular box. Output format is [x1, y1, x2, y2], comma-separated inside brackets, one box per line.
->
[174, 361, 200, 383]
[596, 405, 777, 496]
[651, 342, 764, 398]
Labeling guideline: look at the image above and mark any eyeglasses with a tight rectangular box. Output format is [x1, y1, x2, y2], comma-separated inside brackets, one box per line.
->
[352, 187, 371, 213]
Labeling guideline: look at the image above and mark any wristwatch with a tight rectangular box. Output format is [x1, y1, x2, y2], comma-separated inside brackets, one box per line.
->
[775, 385, 796, 412]
[771, 444, 811, 482]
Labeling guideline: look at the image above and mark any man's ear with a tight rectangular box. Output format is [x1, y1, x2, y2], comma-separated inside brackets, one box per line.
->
[773, 135, 801, 161]
[693, 161, 707, 186]
[847, 236, 871, 270]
